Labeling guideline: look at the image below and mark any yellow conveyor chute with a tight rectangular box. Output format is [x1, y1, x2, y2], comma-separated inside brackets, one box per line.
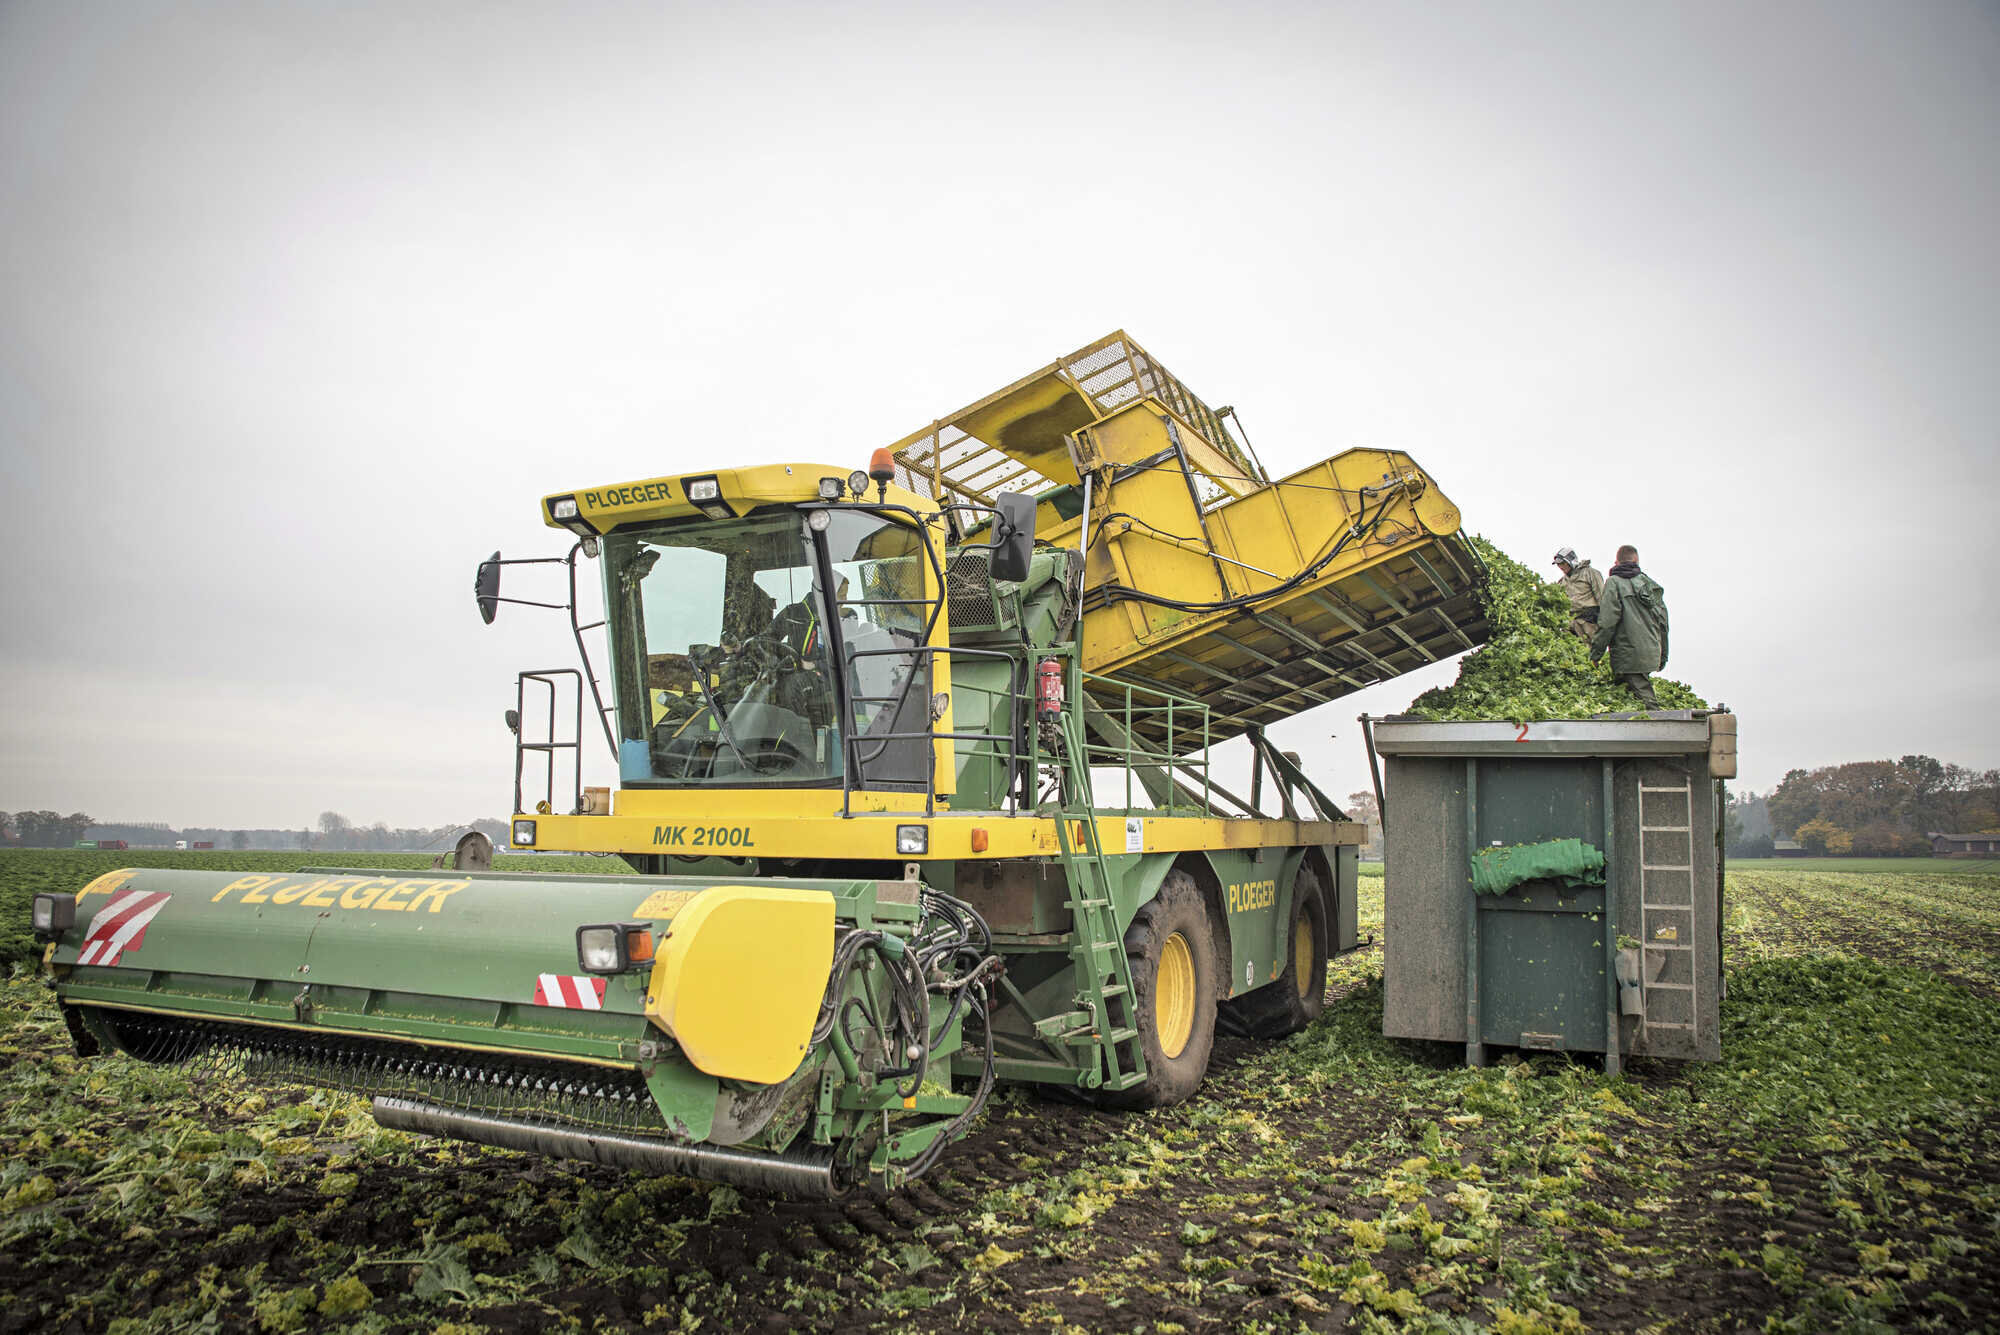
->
[884, 331, 1489, 748]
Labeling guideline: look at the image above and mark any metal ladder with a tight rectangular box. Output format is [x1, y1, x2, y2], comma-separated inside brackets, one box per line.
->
[1638, 779, 1698, 1039]
[1050, 705, 1147, 1092]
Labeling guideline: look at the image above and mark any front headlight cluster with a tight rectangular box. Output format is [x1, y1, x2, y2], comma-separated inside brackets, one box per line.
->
[575, 922, 656, 974]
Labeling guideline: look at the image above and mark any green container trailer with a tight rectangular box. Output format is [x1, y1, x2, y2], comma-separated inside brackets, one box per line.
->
[1367, 713, 1736, 1071]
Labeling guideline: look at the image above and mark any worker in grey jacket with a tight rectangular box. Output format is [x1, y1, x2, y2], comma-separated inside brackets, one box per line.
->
[1551, 547, 1604, 641]
[1590, 545, 1669, 708]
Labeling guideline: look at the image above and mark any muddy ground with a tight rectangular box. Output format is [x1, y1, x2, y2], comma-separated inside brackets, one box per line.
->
[3, 867, 1996, 1333]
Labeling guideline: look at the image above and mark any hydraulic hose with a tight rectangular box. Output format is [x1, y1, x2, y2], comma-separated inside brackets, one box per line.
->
[1085, 480, 1404, 616]
[804, 886, 1003, 1184]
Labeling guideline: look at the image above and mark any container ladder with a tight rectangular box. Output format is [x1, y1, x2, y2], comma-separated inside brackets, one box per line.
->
[1638, 778, 1699, 1044]
[1050, 705, 1147, 1093]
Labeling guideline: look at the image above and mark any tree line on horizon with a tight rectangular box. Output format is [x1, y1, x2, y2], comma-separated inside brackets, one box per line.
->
[0, 810, 509, 852]
[12, 757, 1996, 862]
[1728, 755, 2000, 857]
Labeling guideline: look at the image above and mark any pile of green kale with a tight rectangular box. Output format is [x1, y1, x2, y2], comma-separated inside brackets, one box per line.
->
[1408, 537, 1706, 722]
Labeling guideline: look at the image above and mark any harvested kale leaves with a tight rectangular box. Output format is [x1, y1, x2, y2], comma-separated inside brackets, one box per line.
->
[1409, 537, 1706, 722]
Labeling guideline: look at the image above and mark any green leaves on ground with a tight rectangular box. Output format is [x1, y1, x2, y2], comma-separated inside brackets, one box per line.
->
[2, 864, 1996, 1331]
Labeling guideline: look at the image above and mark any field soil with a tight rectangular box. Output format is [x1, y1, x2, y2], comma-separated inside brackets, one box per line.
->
[2, 857, 1996, 1333]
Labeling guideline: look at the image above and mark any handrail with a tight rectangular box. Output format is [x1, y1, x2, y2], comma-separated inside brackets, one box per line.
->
[513, 669, 584, 816]
[1075, 668, 1216, 814]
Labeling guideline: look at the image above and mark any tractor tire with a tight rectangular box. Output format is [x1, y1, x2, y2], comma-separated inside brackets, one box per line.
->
[1220, 866, 1329, 1039]
[1099, 870, 1219, 1109]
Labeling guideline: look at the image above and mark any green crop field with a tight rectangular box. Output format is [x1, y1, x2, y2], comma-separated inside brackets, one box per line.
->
[3, 862, 1996, 1332]
[1726, 856, 2000, 876]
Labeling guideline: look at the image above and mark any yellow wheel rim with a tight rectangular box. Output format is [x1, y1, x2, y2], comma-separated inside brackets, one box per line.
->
[1156, 931, 1196, 1060]
[1293, 913, 1315, 1000]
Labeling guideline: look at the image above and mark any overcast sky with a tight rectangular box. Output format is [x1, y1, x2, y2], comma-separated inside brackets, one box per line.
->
[2, 1, 1995, 830]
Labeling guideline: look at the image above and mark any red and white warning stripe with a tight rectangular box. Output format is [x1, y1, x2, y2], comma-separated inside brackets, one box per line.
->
[76, 889, 173, 967]
[533, 974, 607, 1009]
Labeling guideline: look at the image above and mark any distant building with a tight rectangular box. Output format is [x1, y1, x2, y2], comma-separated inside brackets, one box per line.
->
[1772, 839, 1805, 858]
[1928, 832, 2000, 857]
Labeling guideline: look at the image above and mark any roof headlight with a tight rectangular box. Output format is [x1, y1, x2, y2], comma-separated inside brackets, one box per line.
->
[806, 509, 832, 533]
[682, 476, 734, 519]
[817, 476, 844, 501]
[847, 469, 870, 498]
[546, 495, 596, 538]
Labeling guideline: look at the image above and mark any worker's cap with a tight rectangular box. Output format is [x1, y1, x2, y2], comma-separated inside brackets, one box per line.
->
[1552, 546, 1578, 566]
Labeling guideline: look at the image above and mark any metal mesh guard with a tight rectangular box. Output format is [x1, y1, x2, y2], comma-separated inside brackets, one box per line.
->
[946, 549, 1001, 629]
[885, 331, 1261, 512]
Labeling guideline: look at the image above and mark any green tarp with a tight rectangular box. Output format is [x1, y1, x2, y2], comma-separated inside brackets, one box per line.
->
[1470, 837, 1606, 897]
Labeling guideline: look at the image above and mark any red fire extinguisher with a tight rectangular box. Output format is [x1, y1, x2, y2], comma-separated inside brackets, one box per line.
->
[1036, 658, 1065, 717]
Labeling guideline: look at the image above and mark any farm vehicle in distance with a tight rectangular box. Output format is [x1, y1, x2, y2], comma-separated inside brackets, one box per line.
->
[35, 333, 1488, 1194]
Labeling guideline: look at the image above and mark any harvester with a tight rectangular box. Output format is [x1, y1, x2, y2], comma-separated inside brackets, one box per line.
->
[33, 333, 1487, 1194]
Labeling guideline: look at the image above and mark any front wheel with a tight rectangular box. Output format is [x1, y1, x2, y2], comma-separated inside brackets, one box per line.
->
[1099, 871, 1218, 1109]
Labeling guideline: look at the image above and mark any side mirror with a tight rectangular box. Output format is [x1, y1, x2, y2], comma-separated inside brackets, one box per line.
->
[504, 709, 521, 734]
[475, 551, 502, 624]
[990, 493, 1035, 583]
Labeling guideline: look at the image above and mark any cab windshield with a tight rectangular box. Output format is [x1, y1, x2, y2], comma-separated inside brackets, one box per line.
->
[603, 509, 933, 789]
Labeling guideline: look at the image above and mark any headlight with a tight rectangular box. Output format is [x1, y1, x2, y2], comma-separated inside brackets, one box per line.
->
[576, 922, 655, 974]
[546, 495, 596, 537]
[806, 509, 831, 532]
[682, 475, 733, 520]
[512, 818, 537, 847]
[896, 824, 928, 856]
[32, 892, 76, 939]
[576, 924, 624, 973]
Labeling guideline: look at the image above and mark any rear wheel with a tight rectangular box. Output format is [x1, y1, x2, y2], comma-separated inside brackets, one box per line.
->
[1221, 867, 1329, 1039]
[1100, 871, 1218, 1109]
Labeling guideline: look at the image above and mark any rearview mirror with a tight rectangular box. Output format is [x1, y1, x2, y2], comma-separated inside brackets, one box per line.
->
[990, 493, 1035, 583]
[475, 551, 501, 624]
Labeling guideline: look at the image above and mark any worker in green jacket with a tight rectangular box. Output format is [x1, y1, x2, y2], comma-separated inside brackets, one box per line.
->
[1551, 546, 1604, 641]
[1590, 544, 1668, 709]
